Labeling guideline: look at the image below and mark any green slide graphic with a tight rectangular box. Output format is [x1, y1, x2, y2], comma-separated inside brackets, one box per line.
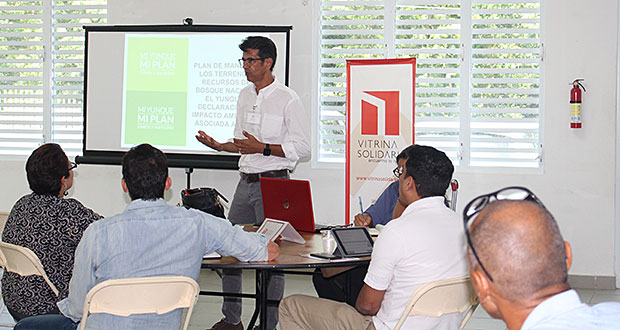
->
[124, 37, 188, 146]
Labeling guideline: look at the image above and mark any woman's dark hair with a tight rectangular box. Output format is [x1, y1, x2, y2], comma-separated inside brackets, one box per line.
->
[121, 144, 168, 201]
[26, 143, 70, 195]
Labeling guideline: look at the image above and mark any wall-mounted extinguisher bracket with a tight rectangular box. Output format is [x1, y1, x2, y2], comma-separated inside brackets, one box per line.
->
[570, 78, 585, 129]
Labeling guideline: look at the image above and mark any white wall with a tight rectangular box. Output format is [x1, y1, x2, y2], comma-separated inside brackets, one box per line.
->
[0, 0, 617, 278]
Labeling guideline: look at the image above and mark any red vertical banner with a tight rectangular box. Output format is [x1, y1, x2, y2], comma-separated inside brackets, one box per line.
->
[345, 58, 415, 225]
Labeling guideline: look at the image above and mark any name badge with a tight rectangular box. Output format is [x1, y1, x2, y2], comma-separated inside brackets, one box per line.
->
[246, 112, 261, 125]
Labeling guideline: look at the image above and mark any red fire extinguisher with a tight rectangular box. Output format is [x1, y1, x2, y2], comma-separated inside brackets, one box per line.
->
[570, 79, 585, 128]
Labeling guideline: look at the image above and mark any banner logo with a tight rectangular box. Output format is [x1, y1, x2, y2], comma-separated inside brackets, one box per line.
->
[361, 91, 400, 136]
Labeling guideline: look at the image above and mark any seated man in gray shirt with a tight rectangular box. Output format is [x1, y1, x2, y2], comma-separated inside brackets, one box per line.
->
[14, 143, 279, 330]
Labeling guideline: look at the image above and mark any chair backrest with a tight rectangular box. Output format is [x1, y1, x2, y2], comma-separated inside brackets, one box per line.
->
[79, 276, 200, 330]
[393, 276, 479, 330]
[0, 241, 59, 296]
[0, 212, 9, 236]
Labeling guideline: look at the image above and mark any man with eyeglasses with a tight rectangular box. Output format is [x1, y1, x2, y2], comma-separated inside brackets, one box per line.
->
[353, 145, 414, 228]
[465, 188, 620, 330]
[311, 145, 413, 308]
[279, 145, 467, 330]
[195, 36, 310, 330]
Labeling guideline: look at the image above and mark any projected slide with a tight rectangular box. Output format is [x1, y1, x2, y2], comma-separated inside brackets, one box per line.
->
[121, 34, 250, 150]
[82, 26, 290, 168]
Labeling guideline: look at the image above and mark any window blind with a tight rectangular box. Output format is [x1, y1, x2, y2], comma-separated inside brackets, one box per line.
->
[395, 0, 462, 165]
[319, 0, 385, 162]
[0, 0, 107, 156]
[0, 1, 45, 155]
[469, 0, 541, 167]
[318, 0, 542, 169]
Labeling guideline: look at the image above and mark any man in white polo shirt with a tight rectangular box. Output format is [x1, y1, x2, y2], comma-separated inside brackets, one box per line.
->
[279, 145, 467, 330]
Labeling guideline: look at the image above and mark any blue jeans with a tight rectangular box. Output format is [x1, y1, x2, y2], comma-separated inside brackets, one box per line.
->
[13, 314, 78, 330]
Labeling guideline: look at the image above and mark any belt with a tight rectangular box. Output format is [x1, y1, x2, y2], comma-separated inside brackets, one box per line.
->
[240, 169, 289, 183]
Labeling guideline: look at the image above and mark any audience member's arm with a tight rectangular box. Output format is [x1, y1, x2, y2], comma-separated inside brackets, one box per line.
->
[354, 213, 373, 227]
[355, 284, 386, 316]
[365, 181, 400, 227]
[56, 226, 98, 321]
[267, 241, 280, 260]
[207, 216, 272, 262]
[67, 200, 103, 247]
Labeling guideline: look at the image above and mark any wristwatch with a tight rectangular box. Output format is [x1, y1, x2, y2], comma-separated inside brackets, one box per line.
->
[263, 143, 271, 156]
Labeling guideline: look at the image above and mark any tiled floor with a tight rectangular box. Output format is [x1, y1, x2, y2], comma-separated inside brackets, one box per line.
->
[1, 270, 619, 330]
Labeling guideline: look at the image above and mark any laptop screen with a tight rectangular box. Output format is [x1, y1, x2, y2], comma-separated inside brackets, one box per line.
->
[260, 177, 316, 232]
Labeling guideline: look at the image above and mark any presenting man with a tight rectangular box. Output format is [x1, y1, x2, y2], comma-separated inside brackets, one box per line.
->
[465, 189, 620, 330]
[279, 145, 467, 330]
[195, 36, 310, 330]
[14, 144, 279, 330]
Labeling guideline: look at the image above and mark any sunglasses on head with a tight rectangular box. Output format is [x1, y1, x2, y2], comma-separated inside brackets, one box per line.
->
[462, 186, 546, 282]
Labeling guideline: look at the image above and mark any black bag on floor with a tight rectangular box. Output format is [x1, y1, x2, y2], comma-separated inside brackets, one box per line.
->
[181, 187, 229, 218]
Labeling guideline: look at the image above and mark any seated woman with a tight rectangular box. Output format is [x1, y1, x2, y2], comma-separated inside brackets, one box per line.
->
[1, 143, 102, 321]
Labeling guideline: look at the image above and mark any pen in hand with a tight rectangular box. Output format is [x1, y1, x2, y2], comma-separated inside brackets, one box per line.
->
[359, 196, 364, 214]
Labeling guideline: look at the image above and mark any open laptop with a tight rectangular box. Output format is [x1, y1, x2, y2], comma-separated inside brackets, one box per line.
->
[260, 177, 332, 232]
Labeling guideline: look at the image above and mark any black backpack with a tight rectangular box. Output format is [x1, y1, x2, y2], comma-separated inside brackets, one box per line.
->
[181, 188, 228, 218]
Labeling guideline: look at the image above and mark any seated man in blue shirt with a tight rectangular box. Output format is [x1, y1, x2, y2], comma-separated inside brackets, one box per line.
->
[466, 189, 620, 330]
[14, 144, 280, 330]
[353, 181, 400, 227]
[352, 147, 409, 228]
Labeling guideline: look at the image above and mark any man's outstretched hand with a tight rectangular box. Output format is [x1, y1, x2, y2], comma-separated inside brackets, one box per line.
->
[195, 130, 223, 151]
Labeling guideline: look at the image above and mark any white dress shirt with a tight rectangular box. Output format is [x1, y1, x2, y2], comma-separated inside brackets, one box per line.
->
[364, 196, 468, 330]
[234, 78, 310, 174]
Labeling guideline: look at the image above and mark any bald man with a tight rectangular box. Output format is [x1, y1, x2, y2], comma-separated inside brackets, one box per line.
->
[467, 199, 620, 330]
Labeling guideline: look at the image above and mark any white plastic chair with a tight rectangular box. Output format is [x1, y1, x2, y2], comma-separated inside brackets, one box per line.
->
[79, 276, 200, 330]
[393, 276, 479, 330]
[0, 241, 59, 296]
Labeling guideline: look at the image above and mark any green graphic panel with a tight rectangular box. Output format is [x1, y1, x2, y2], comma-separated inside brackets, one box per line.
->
[124, 91, 187, 146]
[126, 37, 188, 92]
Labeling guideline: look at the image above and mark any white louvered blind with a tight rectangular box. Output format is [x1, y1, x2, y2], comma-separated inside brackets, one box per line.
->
[318, 0, 542, 169]
[319, 0, 385, 162]
[0, 1, 45, 155]
[395, 0, 462, 165]
[51, 0, 106, 155]
[0, 0, 107, 157]
[469, 0, 540, 167]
